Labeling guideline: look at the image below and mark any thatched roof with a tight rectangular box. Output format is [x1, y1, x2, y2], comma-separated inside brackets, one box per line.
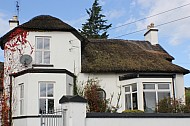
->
[81, 39, 189, 74]
[0, 15, 188, 75]
[0, 15, 85, 49]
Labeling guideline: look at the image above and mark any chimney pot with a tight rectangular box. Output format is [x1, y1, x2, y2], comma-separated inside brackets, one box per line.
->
[9, 16, 19, 30]
[12, 16, 18, 21]
[144, 23, 158, 45]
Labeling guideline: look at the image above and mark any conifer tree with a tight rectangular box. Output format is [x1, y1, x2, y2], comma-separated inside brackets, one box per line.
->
[79, 0, 112, 39]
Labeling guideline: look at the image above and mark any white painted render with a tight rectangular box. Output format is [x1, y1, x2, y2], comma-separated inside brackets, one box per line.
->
[62, 102, 86, 126]
[144, 28, 158, 45]
[66, 75, 74, 95]
[27, 31, 81, 73]
[13, 73, 72, 117]
[174, 74, 185, 102]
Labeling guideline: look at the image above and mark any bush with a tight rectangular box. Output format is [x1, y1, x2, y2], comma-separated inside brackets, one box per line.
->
[122, 109, 144, 113]
[84, 78, 107, 112]
[157, 97, 190, 113]
[185, 89, 190, 105]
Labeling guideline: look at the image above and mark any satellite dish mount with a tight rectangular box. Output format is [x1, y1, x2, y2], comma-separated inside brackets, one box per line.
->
[20, 54, 32, 67]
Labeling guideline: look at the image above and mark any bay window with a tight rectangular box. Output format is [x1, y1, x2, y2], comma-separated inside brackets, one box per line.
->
[143, 83, 171, 112]
[125, 83, 138, 110]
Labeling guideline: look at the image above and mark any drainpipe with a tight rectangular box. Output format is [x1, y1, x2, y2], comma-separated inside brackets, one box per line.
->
[172, 74, 176, 112]
[9, 75, 13, 126]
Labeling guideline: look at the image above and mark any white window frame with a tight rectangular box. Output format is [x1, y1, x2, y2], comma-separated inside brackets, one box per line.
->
[125, 83, 138, 110]
[39, 81, 54, 114]
[143, 82, 171, 111]
[19, 83, 24, 115]
[35, 36, 51, 64]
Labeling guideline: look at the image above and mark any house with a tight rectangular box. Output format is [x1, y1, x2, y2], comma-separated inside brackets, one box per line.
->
[0, 15, 189, 126]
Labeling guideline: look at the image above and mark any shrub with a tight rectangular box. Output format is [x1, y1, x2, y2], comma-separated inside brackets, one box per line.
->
[84, 78, 107, 112]
[185, 88, 190, 105]
[122, 109, 144, 113]
[157, 97, 190, 113]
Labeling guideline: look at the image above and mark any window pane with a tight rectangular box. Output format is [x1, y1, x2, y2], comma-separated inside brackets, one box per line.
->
[39, 99, 46, 114]
[37, 38, 43, 49]
[132, 83, 137, 92]
[44, 38, 50, 50]
[158, 84, 169, 89]
[125, 87, 130, 92]
[48, 99, 54, 113]
[20, 85, 24, 98]
[97, 89, 106, 100]
[132, 93, 138, 109]
[143, 84, 155, 89]
[125, 94, 131, 110]
[40, 83, 46, 97]
[158, 92, 170, 102]
[35, 51, 42, 64]
[20, 100, 24, 115]
[44, 51, 50, 64]
[144, 92, 156, 112]
[47, 84, 53, 97]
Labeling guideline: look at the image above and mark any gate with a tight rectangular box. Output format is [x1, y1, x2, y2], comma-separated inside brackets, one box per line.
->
[41, 109, 65, 126]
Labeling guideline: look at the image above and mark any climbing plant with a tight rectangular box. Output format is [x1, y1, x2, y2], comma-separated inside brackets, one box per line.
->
[1, 28, 34, 126]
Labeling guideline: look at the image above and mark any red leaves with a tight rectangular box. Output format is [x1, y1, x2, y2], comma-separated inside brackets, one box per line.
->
[5, 28, 33, 55]
[84, 79, 106, 112]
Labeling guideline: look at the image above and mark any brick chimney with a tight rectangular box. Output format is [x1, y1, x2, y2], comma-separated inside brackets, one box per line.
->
[9, 16, 19, 30]
[144, 23, 158, 45]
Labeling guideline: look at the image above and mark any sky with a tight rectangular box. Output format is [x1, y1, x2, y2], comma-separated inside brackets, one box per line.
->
[0, 0, 189, 86]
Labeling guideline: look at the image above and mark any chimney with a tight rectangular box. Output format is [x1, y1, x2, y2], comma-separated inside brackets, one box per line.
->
[9, 16, 19, 30]
[144, 23, 158, 45]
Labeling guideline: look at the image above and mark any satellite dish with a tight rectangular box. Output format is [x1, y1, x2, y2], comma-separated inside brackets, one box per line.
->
[20, 54, 32, 66]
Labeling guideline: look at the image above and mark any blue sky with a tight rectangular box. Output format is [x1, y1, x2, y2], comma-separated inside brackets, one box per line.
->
[0, 0, 190, 86]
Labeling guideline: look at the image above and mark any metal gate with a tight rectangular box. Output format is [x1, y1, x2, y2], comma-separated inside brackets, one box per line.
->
[41, 109, 65, 126]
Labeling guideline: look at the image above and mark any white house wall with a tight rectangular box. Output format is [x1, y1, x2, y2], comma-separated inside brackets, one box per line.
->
[78, 73, 125, 112]
[13, 118, 27, 126]
[14, 73, 68, 117]
[66, 74, 74, 95]
[174, 74, 185, 102]
[28, 31, 81, 73]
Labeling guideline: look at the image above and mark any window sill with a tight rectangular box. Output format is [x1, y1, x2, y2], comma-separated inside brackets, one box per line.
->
[32, 64, 54, 67]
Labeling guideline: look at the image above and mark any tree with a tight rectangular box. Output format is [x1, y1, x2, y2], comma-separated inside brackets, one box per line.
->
[79, 0, 112, 39]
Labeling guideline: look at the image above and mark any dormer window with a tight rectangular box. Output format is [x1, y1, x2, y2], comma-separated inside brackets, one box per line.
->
[35, 37, 50, 64]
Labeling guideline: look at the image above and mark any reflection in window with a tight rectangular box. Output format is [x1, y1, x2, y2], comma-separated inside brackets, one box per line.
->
[97, 88, 106, 100]
[143, 83, 170, 112]
[20, 84, 24, 115]
[125, 83, 138, 110]
[35, 37, 50, 64]
[39, 82, 54, 114]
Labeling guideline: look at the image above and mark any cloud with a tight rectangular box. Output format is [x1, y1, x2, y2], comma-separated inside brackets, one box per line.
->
[105, 9, 126, 20]
[99, 0, 106, 6]
[134, 0, 190, 46]
[130, 1, 136, 9]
